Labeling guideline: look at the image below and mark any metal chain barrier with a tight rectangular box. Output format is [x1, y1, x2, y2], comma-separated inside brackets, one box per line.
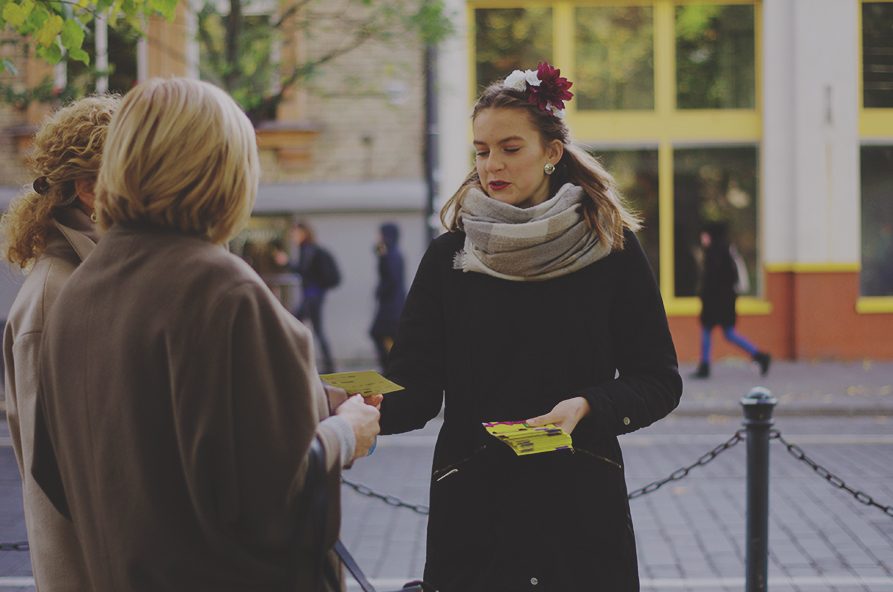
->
[627, 430, 745, 499]
[8, 427, 890, 553]
[342, 430, 748, 512]
[342, 477, 430, 515]
[770, 430, 893, 518]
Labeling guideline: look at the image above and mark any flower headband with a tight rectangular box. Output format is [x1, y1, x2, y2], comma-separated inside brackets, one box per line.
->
[503, 62, 574, 118]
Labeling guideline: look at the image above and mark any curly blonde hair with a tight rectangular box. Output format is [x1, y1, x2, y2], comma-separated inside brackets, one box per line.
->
[1, 95, 120, 269]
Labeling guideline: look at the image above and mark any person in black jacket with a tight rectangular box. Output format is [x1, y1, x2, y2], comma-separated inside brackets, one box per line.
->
[370, 223, 406, 370]
[277, 221, 337, 373]
[692, 221, 770, 378]
[378, 63, 682, 592]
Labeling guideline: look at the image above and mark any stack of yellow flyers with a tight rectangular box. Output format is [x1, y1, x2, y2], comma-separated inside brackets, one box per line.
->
[482, 420, 573, 456]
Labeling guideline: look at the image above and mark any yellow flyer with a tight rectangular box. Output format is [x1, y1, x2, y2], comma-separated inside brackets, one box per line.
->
[319, 370, 404, 397]
[482, 420, 573, 456]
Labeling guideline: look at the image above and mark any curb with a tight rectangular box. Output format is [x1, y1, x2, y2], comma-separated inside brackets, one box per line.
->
[673, 407, 893, 418]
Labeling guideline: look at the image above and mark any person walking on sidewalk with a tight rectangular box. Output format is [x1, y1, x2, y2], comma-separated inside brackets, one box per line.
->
[378, 63, 682, 591]
[2, 95, 119, 592]
[370, 222, 406, 370]
[278, 221, 340, 374]
[692, 221, 770, 378]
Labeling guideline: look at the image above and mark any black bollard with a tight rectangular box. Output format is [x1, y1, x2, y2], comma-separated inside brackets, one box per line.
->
[741, 387, 777, 592]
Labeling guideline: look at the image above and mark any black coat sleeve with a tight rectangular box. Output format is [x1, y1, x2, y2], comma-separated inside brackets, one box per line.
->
[379, 241, 446, 435]
[580, 231, 682, 436]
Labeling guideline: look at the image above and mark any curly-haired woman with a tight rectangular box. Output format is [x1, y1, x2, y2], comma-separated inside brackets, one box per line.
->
[380, 63, 682, 590]
[2, 94, 119, 591]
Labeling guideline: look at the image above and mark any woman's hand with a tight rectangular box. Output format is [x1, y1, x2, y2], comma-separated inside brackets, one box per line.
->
[526, 396, 591, 434]
[364, 393, 384, 410]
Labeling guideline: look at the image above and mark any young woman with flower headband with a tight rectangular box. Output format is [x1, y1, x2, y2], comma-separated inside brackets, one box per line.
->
[379, 63, 682, 590]
[1, 95, 119, 592]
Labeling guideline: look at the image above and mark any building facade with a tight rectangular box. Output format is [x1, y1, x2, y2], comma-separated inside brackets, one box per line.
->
[2, 0, 891, 365]
[0, 3, 431, 367]
[437, 0, 893, 361]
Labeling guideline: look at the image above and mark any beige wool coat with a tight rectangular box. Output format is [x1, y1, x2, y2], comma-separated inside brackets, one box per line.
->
[3, 208, 96, 591]
[31, 224, 346, 591]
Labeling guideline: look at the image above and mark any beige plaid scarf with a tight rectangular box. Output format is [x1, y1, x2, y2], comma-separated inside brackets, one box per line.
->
[453, 183, 613, 282]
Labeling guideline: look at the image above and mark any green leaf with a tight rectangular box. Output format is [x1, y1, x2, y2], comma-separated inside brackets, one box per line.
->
[35, 13, 63, 46]
[36, 40, 63, 63]
[3, 0, 33, 28]
[61, 18, 85, 51]
[68, 46, 89, 64]
[148, 0, 177, 20]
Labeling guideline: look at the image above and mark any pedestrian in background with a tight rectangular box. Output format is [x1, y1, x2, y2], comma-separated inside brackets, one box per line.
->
[276, 221, 340, 374]
[370, 222, 406, 370]
[379, 63, 682, 591]
[692, 220, 771, 378]
[31, 78, 379, 591]
[2, 95, 119, 592]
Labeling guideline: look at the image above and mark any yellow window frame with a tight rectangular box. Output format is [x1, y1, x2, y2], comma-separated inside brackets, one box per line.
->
[468, 0, 766, 315]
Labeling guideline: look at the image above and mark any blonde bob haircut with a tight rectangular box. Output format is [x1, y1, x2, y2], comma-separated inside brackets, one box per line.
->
[2, 95, 119, 269]
[96, 78, 259, 244]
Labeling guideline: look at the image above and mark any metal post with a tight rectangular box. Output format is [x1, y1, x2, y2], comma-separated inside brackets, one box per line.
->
[422, 40, 439, 244]
[741, 387, 777, 592]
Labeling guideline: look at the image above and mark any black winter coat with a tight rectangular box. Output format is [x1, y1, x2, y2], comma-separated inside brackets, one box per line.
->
[380, 229, 682, 592]
[371, 223, 406, 336]
[699, 244, 738, 328]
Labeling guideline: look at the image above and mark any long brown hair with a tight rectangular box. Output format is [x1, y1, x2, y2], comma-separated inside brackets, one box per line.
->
[440, 81, 641, 249]
[2, 95, 119, 269]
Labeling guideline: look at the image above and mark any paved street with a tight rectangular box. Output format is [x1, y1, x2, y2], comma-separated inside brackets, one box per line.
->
[0, 360, 891, 591]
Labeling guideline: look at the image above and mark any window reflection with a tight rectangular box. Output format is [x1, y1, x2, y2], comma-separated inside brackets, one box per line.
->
[475, 8, 553, 90]
[862, 2, 893, 109]
[861, 146, 893, 296]
[575, 6, 654, 110]
[673, 146, 758, 297]
[594, 148, 660, 281]
[676, 4, 755, 109]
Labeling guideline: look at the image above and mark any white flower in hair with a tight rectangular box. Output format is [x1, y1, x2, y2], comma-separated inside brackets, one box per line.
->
[504, 69, 541, 92]
[524, 70, 541, 87]
[547, 103, 565, 119]
[503, 70, 528, 91]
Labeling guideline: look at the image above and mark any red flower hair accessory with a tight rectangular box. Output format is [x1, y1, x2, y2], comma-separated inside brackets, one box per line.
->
[503, 61, 574, 117]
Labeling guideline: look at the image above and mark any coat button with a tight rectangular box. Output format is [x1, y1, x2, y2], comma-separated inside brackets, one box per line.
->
[530, 577, 539, 586]
[623, 416, 631, 426]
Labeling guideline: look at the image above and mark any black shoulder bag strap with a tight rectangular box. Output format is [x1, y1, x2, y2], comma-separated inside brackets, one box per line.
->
[306, 439, 432, 592]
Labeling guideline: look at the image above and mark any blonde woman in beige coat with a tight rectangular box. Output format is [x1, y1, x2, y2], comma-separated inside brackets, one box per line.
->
[30, 78, 379, 592]
[2, 95, 119, 591]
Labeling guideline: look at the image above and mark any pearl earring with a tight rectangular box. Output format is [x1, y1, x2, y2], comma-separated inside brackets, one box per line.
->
[544, 162, 555, 175]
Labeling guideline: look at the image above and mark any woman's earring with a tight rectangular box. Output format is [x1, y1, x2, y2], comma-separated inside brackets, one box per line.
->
[544, 162, 556, 175]
[90, 211, 98, 223]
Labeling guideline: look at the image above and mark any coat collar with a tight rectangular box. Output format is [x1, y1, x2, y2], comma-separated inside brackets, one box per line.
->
[51, 207, 98, 262]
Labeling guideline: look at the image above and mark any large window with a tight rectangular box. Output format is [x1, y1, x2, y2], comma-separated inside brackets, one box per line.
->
[471, 0, 761, 310]
[575, 7, 654, 111]
[860, 2, 893, 300]
[474, 8, 553, 93]
[862, 2, 893, 108]
[860, 146, 893, 297]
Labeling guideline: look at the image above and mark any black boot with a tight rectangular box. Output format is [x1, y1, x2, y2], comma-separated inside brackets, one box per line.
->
[753, 351, 771, 376]
[691, 361, 710, 379]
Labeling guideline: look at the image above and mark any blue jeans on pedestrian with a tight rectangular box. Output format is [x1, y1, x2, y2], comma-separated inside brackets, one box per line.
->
[700, 325, 757, 364]
[297, 291, 335, 373]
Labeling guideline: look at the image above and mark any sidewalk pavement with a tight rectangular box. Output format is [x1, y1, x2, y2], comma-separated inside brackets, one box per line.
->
[674, 359, 893, 416]
[0, 360, 891, 591]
